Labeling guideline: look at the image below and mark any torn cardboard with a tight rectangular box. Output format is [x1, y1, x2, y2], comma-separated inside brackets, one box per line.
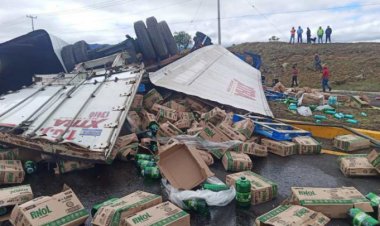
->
[226, 171, 277, 205]
[339, 154, 379, 177]
[255, 205, 330, 226]
[333, 134, 371, 152]
[92, 191, 162, 226]
[367, 150, 380, 173]
[233, 119, 254, 139]
[293, 136, 321, 154]
[10, 186, 89, 226]
[125, 201, 190, 226]
[222, 151, 252, 172]
[290, 187, 373, 218]
[0, 160, 24, 184]
[0, 185, 33, 222]
[187, 146, 214, 166]
[261, 139, 298, 157]
[54, 160, 95, 175]
[158, 141, 214, 190]
[199, 122, 231, 142]
[143, 88, 163, 109]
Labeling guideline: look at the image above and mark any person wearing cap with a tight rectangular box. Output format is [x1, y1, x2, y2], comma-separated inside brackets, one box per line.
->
[317, 26, 324, 44]
[289, 27, 296, 44]
[322, 64, 332, 92]
[325, 26, 332, 43]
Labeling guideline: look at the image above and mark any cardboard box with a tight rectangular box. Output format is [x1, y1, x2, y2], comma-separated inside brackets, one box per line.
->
[199, 122, 231, 142]
[174, 119, 192, 130]
[367, 150, 380, 173]
[127, 111, 143, 133]
[177, 112, 195, 121]
[54, 160, 95, 175]
[0, 185, 33, 221]
[292, 136, 321, 154]
[151, 103, 177, 115]
[185, 97, 206, 111]
[131, 94, 143, 112]
[163, 100, 187, 112]
[140, 109, 157, 129]
[157, 122, 183, 137]
[261, 138, 298, 157]
[339, 154, 379, 177]
[10, 186, 89, 226]
[156, 108, 178, 123]
[158, 141, 214, 190]
[300, 93, 324, 105]
[92, 191, 162, 226]
[0, 149, 16, 160]
[186, 126, 203, 136]
[333, 134, 371, 152]
[222, 151, 252, 172]
[226, 171, 277, 205]
[115, 133, 139, 148]
[223, 113, 234, 126]
[233, 119, 254, 139]
[143, 88, 163, 109]
[187, 146, 214, 166]
[290, 187, 373, 218]
[0, 160, 24, 184]
[201, 107, 226, 126]
[117, 143, 139, 161]
[125, 201, 190, 226]
[255, 205, 330, 226]
[218, 123, 247, 141]
[238, 142, 268, 157]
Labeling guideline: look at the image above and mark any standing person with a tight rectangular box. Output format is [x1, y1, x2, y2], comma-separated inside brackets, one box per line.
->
[321, 64, 332, 92]
[289, 27, 296, 44]
[306, 27, 311, 44]
[325, 26, 332, 43]
[291, 64, 299, 87]
[314, 54, 322, 72]
[297, 26, 303, 43]
[317, 26, 324, 43]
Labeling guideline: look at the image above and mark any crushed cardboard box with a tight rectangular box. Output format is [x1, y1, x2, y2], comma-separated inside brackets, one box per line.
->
[0, 160, 24, 184]
[261, 139, 298, 157]
[0, 185, 33, 222]
[339, 154, 379, 177]
[367, 150, 380, 173]
[255, 205, 330, 226]
[222, 151, 252, 172]
[92, 191, 162, 226]
[237, 141, 268, 157]
[157, 122, 183, 137]
[54, 160, 95, 175]
[143, 88, 163, 109]
[186, 145, 214, 166]
[158, 141, 214, 190]
[226, 171, 277, 205]
[333, 134, 371, 152]
[140, 109, 158, 129]
[201, 107, 226, 126]
[290, 187, 373, 218]
[125, 201, 190, 226]
[292, 136, 321, 154]
[117, 143, 139, 161]
[233, 119, 254, 139]
[300, 93, 324, 106]
[199, 122, 230, 142]
[218, 123, 247, 141]
[10, 186, 89, 226]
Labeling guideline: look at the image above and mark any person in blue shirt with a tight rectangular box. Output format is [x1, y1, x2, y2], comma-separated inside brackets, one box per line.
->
[297, 26, 303, 43]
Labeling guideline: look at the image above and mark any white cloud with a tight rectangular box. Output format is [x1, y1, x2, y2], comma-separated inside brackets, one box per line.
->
[0, 0, 379, 45]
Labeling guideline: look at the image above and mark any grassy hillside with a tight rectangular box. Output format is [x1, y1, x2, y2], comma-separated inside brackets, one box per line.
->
[229, 42, 380, 91]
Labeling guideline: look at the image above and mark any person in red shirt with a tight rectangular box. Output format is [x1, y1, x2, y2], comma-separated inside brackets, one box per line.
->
[289, 27, 296, 44]
[322, 64, 332, 92]
[291, 64, 299, 87]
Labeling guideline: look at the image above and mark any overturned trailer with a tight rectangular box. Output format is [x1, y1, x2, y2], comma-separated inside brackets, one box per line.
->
[0, 53, 143, 162]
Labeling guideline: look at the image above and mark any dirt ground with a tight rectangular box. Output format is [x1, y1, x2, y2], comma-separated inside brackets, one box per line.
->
[229, 42, 380, 92]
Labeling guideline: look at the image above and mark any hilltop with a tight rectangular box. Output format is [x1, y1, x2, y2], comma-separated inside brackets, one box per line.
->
[229, 42, 380, 91]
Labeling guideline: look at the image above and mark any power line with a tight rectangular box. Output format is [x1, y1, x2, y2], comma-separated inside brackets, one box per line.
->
[26, 15, 37, 31]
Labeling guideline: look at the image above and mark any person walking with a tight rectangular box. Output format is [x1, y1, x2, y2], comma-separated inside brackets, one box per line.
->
[306, 27, 311, 44]
[325, 26, 332, 43]
[291, 64, 299, 87]
[289, 27, 296, 44]
[314, 54, 322, 72]
[317, 26, 324, 43]
[321, 64, 332, 92]
[297, 26, 303, 43]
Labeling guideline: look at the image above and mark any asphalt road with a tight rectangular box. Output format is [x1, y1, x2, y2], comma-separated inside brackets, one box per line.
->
[7, 143, 378, 226]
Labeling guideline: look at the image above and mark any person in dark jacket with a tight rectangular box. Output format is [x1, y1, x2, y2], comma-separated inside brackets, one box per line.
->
[291, 64, 299, 87]
[306, 27, 311, 44]
[314, 54, 322, 72]
[325, 26, 332, 43]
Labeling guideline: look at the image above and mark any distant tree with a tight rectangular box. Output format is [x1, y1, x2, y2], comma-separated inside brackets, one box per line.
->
[173, 31, 192, 49]
[269, 36, 280, 42]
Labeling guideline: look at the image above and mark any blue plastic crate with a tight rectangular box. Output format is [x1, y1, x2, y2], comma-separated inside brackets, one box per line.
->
[254, 121, 312, 141]
[265, 90, 287, 101]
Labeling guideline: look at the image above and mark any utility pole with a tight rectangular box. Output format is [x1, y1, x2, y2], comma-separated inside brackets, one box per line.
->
[217, 0, 221, 45]
[26, 15, 37, 31]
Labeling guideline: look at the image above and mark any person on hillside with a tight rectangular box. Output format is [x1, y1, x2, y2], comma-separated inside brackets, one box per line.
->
[317, 26, 324, 44]
[297, 26, 303, 43]
[325, 26, 332, 43]
[306, 27, 311, 44]
[291, 64, 299, 87]
[289, 27, 296, 44]
[321, 64, 332, 92]
[314, 54, 322, 72]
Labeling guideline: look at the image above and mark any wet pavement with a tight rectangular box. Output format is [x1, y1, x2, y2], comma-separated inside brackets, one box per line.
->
[10, 144, 379, 226]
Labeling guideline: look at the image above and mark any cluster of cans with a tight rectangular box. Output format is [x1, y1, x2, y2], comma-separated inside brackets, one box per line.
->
[135, 154, 160, 179]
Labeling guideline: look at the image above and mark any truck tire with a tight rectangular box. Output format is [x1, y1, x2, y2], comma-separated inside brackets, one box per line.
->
[73, 40, 89, 63]
[134, 21, 156, 60]
[61, 45, 76, 72]
[146, 17, 169, 59]
[158, 21, 178, 56]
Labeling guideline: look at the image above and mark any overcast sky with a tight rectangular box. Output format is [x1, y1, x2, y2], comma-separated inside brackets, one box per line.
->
[0, 0, 380, 46]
